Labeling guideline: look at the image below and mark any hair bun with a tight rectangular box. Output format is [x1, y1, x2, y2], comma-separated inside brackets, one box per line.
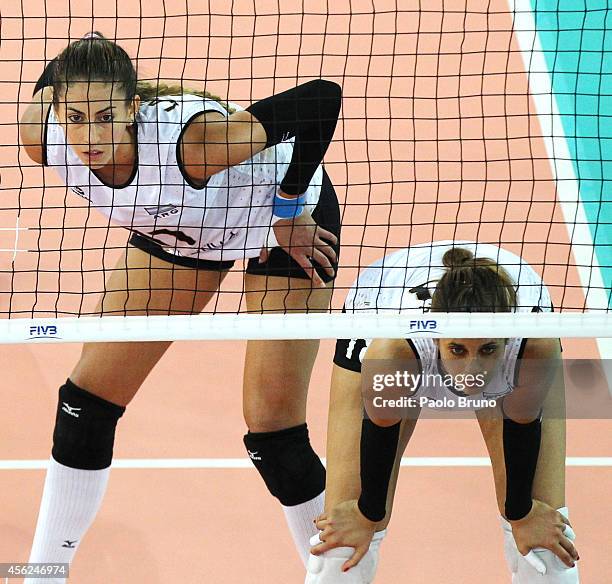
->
[442, 247, 474, 268]
[81, 31, 105, 40]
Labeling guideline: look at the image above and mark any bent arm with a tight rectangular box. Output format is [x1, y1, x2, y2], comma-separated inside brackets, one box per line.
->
[20, 58, 58, 165]
[504, 338, 563, 520]
[357, 338, 418, 523]
[20, 87, 53, 165]
[179, 79, 342, 192]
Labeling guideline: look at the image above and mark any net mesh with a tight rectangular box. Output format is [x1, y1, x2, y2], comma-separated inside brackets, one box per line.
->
[0, 0, 610, 341]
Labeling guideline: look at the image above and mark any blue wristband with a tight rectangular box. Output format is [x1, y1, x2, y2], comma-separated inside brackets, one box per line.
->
[272, 192, 307, 219]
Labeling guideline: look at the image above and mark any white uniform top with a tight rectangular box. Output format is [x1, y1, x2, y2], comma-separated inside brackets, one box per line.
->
[344, 241, 553, 409]
[45, 94, 323, 261]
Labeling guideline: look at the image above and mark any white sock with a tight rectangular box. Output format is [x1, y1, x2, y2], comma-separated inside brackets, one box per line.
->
[282, 491, 326, 565]
[25, 457, 111, 584]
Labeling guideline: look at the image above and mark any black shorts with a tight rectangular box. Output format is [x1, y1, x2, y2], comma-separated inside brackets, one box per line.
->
[129, 168, 341, 282]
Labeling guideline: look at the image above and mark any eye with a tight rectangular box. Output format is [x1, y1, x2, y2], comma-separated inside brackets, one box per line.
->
[480, 345, 498, 356]
[68, 114, 83, 123]
[99, 113, 113, 123]
[449, 346, 465, 356]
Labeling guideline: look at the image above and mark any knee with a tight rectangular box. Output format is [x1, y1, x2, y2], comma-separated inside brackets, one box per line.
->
[244, 374, 309, 431]
[244, 391, 306, 431]
[52, 379, 126, 470]
[243, 423, 325, 505]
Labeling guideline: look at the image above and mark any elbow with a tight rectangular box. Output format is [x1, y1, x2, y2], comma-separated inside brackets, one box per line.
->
[305, 79, 342, 112]
[368, 414, 401, 428]
[320, 79, 342, 110]
[318, 79, 342, 98]
[501, 395, 541, 424]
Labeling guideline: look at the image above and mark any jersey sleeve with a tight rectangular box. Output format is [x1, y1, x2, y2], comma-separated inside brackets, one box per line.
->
[45, 106, 68, 168]
[139, 94, 229, 145]
[137, 95, 230, 186]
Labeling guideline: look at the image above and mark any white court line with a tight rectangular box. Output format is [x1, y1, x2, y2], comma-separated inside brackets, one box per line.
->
[0, 457, 610, 470]
[511, 1, 611, 361]
[12, 216, 20, 263]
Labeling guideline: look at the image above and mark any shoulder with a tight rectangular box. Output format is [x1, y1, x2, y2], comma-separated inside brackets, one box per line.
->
[179, 109, 227, 145]
[515, 338, 561, 389]
[520, 338, 561, 360]
[137, 95, 224, 140]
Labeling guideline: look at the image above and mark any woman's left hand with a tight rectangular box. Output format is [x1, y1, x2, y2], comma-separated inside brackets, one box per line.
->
[310, 500, 378, 572]
[510, 499, 579, 569]
[259, 208, 337, 288]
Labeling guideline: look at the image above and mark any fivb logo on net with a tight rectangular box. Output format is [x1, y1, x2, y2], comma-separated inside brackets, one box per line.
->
[27, 324, 61, 340]
[407, 319, 440, 334]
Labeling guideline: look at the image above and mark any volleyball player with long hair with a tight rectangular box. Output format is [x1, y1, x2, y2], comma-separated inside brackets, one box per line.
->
[20, 32, 341, 581]
[305, 242, 580, 583]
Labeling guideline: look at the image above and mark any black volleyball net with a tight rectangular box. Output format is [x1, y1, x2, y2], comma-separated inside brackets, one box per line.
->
[0, 0, 610, 343]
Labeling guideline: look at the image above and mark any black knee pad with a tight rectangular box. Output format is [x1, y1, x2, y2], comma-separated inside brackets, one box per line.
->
[52, 379, 126, 470]
[243, 423, 325, 506]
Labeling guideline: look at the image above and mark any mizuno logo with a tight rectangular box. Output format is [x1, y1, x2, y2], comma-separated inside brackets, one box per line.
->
[62, 403, 82, 418]
[62, 540, 78, 548]
[247, 450, 262, 461]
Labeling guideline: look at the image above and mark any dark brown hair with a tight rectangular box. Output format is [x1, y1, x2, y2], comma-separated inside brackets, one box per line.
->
[51, 32, 233, 112]
[430, 247, 518, 312]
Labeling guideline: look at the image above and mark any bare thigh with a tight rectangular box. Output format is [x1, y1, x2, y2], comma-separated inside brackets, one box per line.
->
[70, 246, 229, 406]
[242, 274, 333, 432]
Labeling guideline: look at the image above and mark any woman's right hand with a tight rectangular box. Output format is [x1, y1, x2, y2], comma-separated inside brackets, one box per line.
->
[310, 499, 378, 572]
[509, 499, 579, 569]
[259, 208, 338, 288]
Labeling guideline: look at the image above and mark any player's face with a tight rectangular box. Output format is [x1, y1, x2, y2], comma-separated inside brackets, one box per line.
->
[54, 81, 138, 170]
[437, 338, 506, 393]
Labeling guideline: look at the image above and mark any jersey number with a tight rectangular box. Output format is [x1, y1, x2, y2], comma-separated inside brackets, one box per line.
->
[345, 339, 368, 363]
[147, 98, 179, 112]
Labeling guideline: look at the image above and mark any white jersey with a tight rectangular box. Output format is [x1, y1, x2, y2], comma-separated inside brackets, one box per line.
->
[344, 241, 553, 409]
[45, 94, 323, 261]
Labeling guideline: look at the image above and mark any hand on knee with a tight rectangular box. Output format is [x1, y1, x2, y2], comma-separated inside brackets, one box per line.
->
[304, 531, 385, 584]
[501, 507, 580, 582]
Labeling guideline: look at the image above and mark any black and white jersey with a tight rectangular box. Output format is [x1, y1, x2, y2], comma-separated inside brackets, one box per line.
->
[343, 241, 553, 407]
[45, 94, 323, 261]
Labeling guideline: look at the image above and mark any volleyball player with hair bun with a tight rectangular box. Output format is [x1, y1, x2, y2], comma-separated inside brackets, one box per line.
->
[305, 242, 580, 584]
[20, 31, 342, 581]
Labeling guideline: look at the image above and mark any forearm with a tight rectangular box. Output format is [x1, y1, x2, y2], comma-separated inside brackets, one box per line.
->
[357, 417, 402, 523]
[531, 351, 567, 508]
[324, 367, 364, 513]
[246, 79, 342, 196]
[502, 410, 542, 520]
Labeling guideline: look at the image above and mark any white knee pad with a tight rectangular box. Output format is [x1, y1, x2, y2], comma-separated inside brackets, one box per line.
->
[500, 507, 580, 583]
[304, 530, 386, 584]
